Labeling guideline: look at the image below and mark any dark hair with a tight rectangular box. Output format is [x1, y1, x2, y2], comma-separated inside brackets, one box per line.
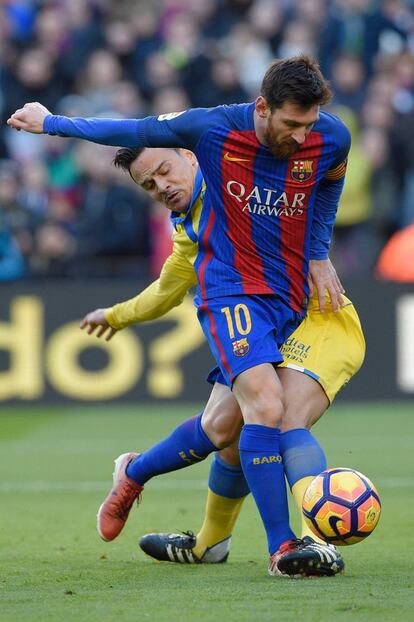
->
[113, 147, 146, 173]
[113, 146, 182, 177]
[260, 54, 332, 110]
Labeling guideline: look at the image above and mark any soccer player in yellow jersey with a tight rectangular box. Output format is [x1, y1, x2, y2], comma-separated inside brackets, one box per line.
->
[81, 146, 365, 576]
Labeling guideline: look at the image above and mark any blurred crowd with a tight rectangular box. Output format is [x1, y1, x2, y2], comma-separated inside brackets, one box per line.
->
[0, 0, 413, 281]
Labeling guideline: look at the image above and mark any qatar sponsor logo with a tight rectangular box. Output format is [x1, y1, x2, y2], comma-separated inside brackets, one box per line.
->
[226, 180, 306, 217]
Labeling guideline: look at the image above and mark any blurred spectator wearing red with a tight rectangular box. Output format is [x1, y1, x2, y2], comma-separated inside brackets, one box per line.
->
[376, 223, 414, 282]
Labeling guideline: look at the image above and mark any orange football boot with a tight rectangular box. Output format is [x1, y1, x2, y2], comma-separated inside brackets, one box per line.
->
[97, 452, 143, 541]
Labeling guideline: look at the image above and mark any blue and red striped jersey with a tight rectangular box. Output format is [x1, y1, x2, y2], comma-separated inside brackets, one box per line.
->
[45, 103, 350, 312]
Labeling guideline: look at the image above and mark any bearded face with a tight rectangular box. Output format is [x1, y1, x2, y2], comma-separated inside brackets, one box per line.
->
[263, 118, 302, 159]
[258, 100, 320, 159]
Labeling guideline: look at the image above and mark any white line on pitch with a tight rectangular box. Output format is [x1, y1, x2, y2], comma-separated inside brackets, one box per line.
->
[0, 479, 208, 493]
[0, 476, 411, 493]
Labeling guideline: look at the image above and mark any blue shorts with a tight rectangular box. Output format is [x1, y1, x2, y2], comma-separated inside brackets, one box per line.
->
[195, 294, 303, 387]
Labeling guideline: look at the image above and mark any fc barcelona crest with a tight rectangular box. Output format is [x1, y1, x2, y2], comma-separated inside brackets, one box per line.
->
[232, 338, 250, 357]
[291, 160, 313, 182]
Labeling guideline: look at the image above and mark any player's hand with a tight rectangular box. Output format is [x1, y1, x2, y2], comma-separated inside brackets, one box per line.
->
[7, 102, 51, 133]
[79, 308, 118, 341]
[309, 258, 345, 313]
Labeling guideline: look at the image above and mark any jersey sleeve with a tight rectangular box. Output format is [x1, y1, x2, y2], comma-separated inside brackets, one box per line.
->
[310, 176, 346, 259]
[104, 230, 198, 329]
[310, 119, 351, 259]
[43, 107, 226, 150]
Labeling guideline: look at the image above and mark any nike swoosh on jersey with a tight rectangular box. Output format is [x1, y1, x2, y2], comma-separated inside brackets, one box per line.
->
[223, 152, 250, 162]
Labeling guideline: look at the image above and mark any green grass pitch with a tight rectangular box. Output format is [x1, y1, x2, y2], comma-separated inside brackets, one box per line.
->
[0, 403, 413, 622]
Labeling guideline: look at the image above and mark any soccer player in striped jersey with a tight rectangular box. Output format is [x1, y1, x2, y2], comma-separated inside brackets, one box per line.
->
[8, 55, 352, 577]
[79, 146, 364, 576]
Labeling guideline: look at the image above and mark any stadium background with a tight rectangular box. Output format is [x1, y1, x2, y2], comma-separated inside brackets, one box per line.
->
[0, 3, 414, 621]
[1, 0, 414, 404]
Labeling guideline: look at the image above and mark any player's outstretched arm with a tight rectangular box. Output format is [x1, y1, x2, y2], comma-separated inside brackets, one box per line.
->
[80, 232, 197, 338]
[80, 309, 117, 341]
[7, 102, 51, 133]
[80, 266, 196, 340]
[106, 250, 197, 329]
[308, 258, 345, 313]
[8, 103, 145, 147]
[7, 102, 220, 149]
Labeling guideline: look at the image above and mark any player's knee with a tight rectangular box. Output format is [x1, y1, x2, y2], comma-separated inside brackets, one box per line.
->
[280, 404, 312, 432]
[280, 399, 328, 431]
[202, 412, 242, 448]
[281, 411, 312, 431]
[201, 401, 242, 448]
[212, 425, 241, 448]
[243, 391, 285, 427]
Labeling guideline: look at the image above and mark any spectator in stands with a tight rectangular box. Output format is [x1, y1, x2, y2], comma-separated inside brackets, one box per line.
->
[73, 142, 150, 277]
[330, 54, 366, 112]
[331, 107, 383, 276]
[2, 46, 64, 123]
[0, 228, 25, 281]
[0, 160, 35, 268]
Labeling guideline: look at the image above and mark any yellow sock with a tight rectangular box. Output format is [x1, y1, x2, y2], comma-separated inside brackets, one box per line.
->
[292, 476, 326, 544]
[193, 489, 246, 558]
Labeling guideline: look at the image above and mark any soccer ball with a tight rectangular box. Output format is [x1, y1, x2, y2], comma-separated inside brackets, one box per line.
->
[302, 468, 381, 546]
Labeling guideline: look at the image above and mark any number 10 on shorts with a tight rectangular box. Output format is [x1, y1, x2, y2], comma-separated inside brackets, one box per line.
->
[221, 304, 252, 339]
